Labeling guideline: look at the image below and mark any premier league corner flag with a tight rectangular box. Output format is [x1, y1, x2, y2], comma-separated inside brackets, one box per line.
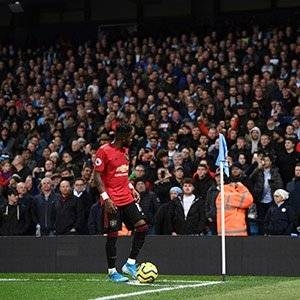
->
[215, 133, 229, 281]
[216, 133, 229, 177]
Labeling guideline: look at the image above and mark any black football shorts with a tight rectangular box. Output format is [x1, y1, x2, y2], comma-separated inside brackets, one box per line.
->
[103, 201, 146, 233]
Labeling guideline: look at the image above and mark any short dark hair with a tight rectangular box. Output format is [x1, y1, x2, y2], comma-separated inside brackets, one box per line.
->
[198, 163, 208, 169]
[285, 137, 296, 144]
[263, 153, 274, 162]
[115, 123, 133, 139]
[182, 177, 193, 185]
[7, 187, 18, 196]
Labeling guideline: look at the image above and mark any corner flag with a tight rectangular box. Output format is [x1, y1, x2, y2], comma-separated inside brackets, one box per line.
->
[215, 133, 229, 281]
[215, 133, 229, 177]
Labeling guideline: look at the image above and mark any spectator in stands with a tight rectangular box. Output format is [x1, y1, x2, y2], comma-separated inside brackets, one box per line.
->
[205, 169, 221, 235]
[88, 201, 102, 235]
[73, 177, 94, 234]
[134, 180, 160, 234]
[32, 177, 58, 236]
[193, 163, 215, 200]
[11, 155, 31, 181]
[170, 165, 184, 188]
[9, 173, 22, 189]
[286, 163, 300, 229]
[264, 189, 296, 235]
[0, 188, 30, 236]
[169, 178, 205, 235]
[277, 138, 300, 186]
[153, 168, 173, 204]
[55, 180, 84, 235]
[229, 162, 252, 191]
[248, 127, 261, 154]
[154, 186, 183, 235]
[250, 153, 283, 234]
[0, 160, 12, 192]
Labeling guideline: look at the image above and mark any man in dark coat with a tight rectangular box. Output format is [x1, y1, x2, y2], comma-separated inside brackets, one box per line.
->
[205, 170, 221, 235]
[250, 153, 283, 234]
[169, 178, 206, 235]
[73, 178, 95, 234]
[88, 202, 102, 235]
[134, 180, 160, 234]
[32, 177, 59, 236]
[286, 163, 300, 229]
[55, 180, 85, 235]
[154, 186, 182, 235]
[193, 163, 215, 200]
[264, 189, 296, 235]
[277, 138, 300, 186]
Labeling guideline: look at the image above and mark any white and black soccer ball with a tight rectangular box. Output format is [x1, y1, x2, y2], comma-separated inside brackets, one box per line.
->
[136, 262, 158, 283]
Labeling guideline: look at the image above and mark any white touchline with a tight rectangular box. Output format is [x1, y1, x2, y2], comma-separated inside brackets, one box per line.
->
[0, 278, 99, 282]
[0, 279, 30, 282]
[156, 279, 218, 283]
[0, 278, 65, 282]
[93, 281, 223, 300]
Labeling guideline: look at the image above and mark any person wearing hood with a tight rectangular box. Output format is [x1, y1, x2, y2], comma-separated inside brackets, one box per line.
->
[249, 126, 261, 154]
[264, 189, 296, 235]
[0, 188, 31, 236]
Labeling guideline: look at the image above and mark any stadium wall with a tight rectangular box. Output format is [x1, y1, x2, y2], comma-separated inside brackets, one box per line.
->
[0, 236, 299, 276]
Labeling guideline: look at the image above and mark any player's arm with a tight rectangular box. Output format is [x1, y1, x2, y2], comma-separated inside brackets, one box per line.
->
[94, 171, 117, 214]
[93, 148, 116, 214]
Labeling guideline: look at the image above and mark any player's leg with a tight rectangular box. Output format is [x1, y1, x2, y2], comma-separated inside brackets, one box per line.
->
[122, 203, 148, 278]
[128, 219, 148, 262]
[104, 208, 129, 282]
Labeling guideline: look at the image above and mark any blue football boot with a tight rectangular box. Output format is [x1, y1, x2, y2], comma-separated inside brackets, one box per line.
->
[122, 262, 138, 279]
[108, 271, 129, 283]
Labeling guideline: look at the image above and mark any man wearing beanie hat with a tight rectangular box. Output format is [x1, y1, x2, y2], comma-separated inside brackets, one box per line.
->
[264, 189, 296, 235]
[169, 187, 183, 198]
[229, 162, 252, 191]
[249, 127, 261, 154]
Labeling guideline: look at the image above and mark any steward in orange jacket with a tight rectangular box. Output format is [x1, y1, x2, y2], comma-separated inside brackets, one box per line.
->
[216, 182, 253, 236]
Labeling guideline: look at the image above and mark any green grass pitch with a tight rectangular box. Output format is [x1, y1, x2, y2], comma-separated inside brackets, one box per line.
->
[0, 273, 299, 299]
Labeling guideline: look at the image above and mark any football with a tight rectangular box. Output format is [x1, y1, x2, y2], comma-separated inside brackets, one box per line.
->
[136, 262, 158, 283]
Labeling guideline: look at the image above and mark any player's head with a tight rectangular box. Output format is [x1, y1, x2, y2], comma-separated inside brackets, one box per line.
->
[115, 123, 133, 147]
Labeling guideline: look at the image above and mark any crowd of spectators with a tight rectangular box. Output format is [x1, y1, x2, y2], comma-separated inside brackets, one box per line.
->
[0, 23, 300, 236]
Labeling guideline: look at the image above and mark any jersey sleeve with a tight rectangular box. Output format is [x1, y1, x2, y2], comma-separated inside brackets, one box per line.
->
[94, 147, 107, 173]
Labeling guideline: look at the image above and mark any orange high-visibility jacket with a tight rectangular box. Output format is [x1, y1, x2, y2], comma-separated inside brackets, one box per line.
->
[216, 182, 253, 236]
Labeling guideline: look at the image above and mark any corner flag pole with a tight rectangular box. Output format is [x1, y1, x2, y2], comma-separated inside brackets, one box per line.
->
[220, 160, 226, 281]
[215, 133, 228, 282]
